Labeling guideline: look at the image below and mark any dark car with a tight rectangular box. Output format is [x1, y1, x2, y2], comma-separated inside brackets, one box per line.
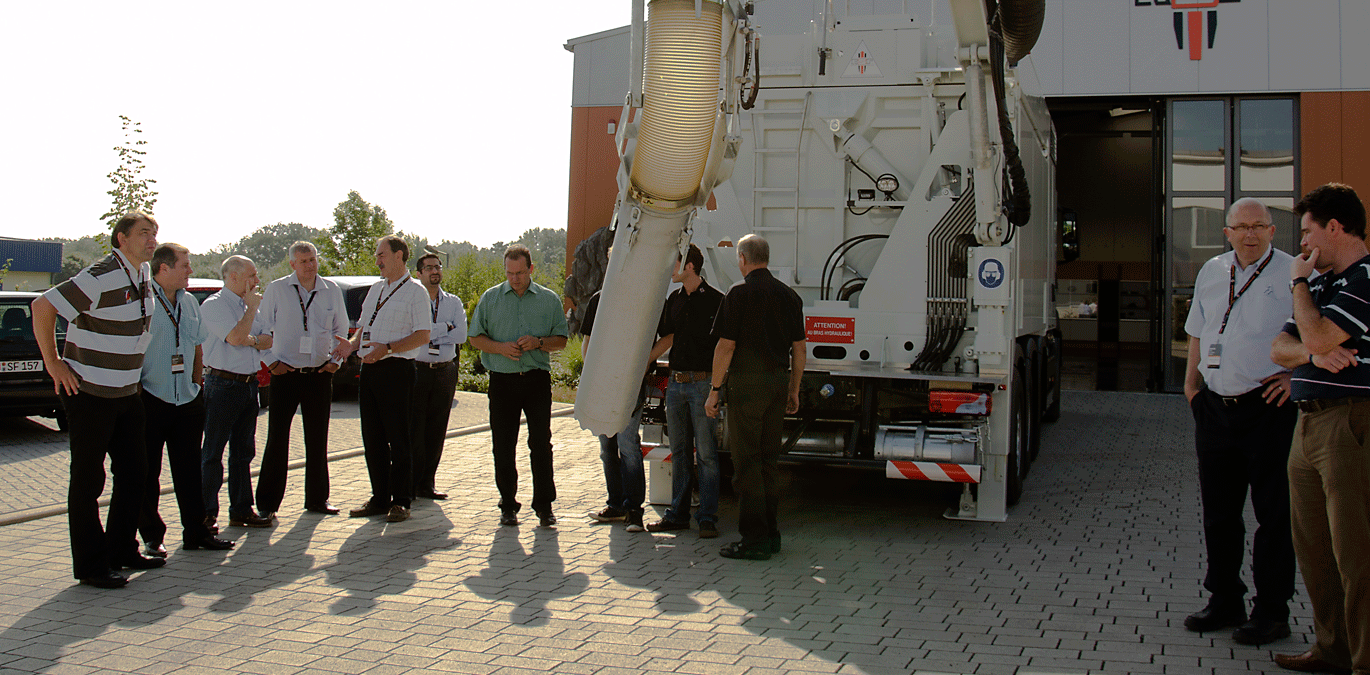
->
[324, 275, 383, 397]
[0, 291, 67, 428]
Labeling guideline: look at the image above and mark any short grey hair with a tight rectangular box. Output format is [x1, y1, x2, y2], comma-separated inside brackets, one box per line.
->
[221, 255, 254, 279]
[1226, 197, 1272, 227]
[737, 234, 770, 265]
[290, 240, 318, 258]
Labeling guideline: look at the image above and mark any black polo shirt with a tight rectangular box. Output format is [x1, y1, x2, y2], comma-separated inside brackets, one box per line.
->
[656, 279, 724, 372]
[1284, 254, 1370, 401]
[712, 267, 806, 373]
[580, 291, 603, 337]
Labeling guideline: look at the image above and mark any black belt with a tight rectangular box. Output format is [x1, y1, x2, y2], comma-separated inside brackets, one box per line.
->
[671, 370, 710, 383]
[1297, 396, 1370, 413]
[1209, 387, 1266, 407]
[420, 359, 455, 369]
[279, 365, 328, 374]
[208, 368, 254, 383]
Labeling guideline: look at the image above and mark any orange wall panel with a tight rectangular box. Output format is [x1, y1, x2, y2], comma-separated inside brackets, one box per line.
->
[565, 106, 624, 276]
[1301, 91, 1370, 199]
[1341, 92, 1370, 196]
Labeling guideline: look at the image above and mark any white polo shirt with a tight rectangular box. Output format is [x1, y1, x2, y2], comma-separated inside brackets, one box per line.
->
[1184, 246, 1293, 396]
[357, 276, 431, 360]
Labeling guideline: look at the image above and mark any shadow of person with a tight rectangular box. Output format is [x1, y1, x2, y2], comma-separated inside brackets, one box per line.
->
[599, 517, 704, 616]
[322, 507, 460, 616]
[0, 584, 181, 673]
[200, 515, 323, 614]
[463, 525, 588, 627]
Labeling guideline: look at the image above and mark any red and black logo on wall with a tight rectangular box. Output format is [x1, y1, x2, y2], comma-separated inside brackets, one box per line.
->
[1136, 0, 1241, 61]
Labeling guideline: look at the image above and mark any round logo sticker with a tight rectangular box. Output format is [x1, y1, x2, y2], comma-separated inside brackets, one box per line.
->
[978, 259, 1005, 289]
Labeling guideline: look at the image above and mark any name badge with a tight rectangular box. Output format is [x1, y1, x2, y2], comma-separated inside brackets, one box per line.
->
[1206, 343, 1222, 370]
[361, 331, 371, 342]
[171, 354, 185, 374]
[299, 334, 312, 354]
[428, 343, 441, 357]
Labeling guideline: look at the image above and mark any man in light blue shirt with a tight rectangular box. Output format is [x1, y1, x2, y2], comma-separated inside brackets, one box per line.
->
[256, 241, 353, 519]
[200, 255, 275, 530]
[410, 252, 467, 500]
[139, 244, 235, 556]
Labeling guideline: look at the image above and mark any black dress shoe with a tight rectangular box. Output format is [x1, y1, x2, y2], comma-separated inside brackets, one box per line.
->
[1233, 616, 1291, 645]
[183, 536, 235, 551]
[143, 543, 168, 559]
[1184, 599, 1247, 632]
[228, 512, 272, 528]
[305, 502, 341, 515]
[79, 570, 128, 589]
[499, 511, 519, 526]
[1273, 650, 1351, 674]
[538, 512, 557, 528]
[117, 553, 167, 570]
[349, 500, 389, 518]
[419, 490, 448, 500]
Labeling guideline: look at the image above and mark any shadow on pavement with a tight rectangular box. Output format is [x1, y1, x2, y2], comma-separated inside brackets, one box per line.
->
[323, 506, 461, 615]
[464, 524, 589, 627]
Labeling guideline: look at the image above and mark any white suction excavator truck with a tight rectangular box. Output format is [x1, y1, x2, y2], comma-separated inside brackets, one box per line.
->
[574, 0, 1062, 522]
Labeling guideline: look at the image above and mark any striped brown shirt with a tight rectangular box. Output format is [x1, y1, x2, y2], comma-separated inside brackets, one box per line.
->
[41, 250, 153, 398]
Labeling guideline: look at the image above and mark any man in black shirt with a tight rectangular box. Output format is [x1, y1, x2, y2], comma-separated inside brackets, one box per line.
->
[646, 244, 725, 538]
[706, 234, 806, 560]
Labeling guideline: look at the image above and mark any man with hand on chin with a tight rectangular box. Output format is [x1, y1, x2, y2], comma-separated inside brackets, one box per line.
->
[348, 235, 430, 524]
[1270, 183, 1370, 675]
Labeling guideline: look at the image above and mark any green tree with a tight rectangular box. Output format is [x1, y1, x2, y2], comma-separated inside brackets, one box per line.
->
[218, 222, 327, 271]
[52, 255, 87, 285]
[315, 191, 393, 275]
[100, 116, 159, 238]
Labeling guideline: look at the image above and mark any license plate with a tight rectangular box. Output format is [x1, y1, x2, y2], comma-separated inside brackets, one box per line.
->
[1, 360, 43, 373]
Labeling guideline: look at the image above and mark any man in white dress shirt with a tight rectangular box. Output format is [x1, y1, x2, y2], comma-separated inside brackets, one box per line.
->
[256, 241, 354, 519]
[347, 235, 431, 523]
[410, 252, 467, 500]
[201, 255, 275, 530]
[1181, 198, 1298, 646]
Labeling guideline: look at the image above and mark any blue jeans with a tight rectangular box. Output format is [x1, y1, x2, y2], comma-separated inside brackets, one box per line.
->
[600, 387, 645, 514]
[201, 373, 259, 519]
[663, 379, 719, 525]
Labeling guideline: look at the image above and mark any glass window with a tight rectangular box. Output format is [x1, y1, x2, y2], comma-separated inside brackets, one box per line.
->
[1239, 99, 1295, 192]
[1167, 293, 1193, 391]
[1172, 100, 1226, 193]
[1171, 197, 1227, 288]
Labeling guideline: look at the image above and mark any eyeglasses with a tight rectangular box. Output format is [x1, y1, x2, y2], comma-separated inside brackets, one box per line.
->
[1226, 223, 1271, 235]
[420, 264, 442, 271]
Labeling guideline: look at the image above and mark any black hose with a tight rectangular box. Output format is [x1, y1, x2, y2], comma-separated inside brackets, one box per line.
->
[988, 23, 1032, 228]
[740, 29, 760, 111]
[995, 0, 1046, 67]
[820, 234, 888, 301]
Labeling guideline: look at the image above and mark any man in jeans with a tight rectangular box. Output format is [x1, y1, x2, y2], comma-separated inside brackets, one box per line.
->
[647, 244, 725, 539]
[582, 289, 650, 532]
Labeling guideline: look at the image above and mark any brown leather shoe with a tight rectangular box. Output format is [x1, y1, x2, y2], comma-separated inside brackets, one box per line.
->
[1272, 650, 1351, 674]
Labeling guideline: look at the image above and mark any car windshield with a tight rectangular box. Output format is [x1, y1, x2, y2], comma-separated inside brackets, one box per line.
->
[0, 298, 64, 344]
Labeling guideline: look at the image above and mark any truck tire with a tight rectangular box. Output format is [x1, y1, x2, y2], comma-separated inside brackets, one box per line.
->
[1042, 330, 1063, 423]
[1006, 353, 1029, 506]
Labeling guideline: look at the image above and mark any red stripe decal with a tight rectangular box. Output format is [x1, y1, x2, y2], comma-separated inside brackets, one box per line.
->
[940, 463, 976, 483]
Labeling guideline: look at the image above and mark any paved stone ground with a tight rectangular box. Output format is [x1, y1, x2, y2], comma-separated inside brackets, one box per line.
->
[0, 391, 1314, 674]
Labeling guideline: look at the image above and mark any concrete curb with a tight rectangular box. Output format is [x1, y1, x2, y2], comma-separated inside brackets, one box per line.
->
[0, 405, 576, 528]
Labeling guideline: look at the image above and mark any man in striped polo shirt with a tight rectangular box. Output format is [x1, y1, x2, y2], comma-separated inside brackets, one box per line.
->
[32, 212, 167, 588]
[1271, 183, 1370, 675]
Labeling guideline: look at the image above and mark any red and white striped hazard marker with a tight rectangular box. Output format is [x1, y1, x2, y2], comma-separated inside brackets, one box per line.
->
[885, 460, 980, 483]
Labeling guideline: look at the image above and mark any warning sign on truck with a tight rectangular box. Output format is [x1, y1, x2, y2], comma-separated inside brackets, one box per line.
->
[806, 316, 855, 344]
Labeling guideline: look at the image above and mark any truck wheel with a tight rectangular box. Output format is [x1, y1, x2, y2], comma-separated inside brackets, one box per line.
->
[1042, 330, 1063, 423]
[1006, 355, 1029, 507]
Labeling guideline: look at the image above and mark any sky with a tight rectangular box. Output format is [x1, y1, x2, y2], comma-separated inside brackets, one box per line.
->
[0, 1, 629, 254]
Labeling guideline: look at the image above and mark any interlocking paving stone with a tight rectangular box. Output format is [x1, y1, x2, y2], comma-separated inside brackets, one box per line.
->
[0, 391, 1321, 674]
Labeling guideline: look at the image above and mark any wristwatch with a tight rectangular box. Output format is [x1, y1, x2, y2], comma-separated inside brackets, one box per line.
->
[1290, 277, 1309, 291]
[711, 385, 722, 392]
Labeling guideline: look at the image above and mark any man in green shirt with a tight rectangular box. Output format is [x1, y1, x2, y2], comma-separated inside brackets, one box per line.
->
[469, 244, 569, 527]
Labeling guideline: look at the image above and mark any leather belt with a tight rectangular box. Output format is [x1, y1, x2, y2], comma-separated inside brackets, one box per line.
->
[1211, 388, 1265, 407]
[208, 367, 254, 383]
[672, 370, 710, 383]
[423, 360, 455, 370]
[279, 365, 327, 374]
[1297, 396, 1370, 413]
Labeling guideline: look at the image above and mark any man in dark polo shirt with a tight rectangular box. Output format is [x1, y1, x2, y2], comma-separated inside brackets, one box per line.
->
[646, 243, 725, 538]
[1271, 183, 1370, 675]
[582, 288, 651, 533]
[705, 234, 806, 561]
[32, 211, 165, 588]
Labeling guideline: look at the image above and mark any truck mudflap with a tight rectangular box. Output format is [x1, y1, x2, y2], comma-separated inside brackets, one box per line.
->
[884, 460, 981, 483]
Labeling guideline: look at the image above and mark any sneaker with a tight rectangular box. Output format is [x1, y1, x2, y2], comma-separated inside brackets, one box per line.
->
[589, 506, 628, 523]
[626, 512, 645, 532]
[646, 519, 690, 533]
[385, 505, 410, 523]
[698, 522, 719, 539]
[500, 510, 519, 526]
[538, 512, 557, 528]
[143, 543, 168, 559]
[349, 500, 389, 518]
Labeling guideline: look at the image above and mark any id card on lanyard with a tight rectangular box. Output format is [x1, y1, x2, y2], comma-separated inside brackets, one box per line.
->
[1207, 249, 1273, 370]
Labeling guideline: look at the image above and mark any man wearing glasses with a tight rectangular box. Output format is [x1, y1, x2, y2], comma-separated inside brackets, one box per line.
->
[410, 253, 466, 500]
[1181, 197, 1298, 646]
